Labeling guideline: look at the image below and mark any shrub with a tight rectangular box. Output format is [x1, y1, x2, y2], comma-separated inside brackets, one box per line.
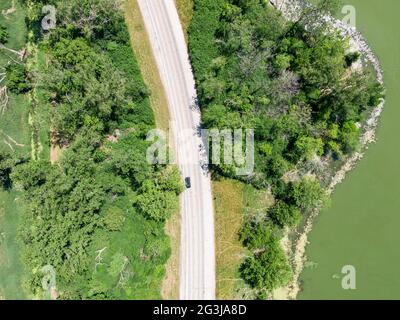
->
[345, 52, 360, 67]
[0, 24, 8, 44]
[240, 221, 277, 250]
[269, 201, 302, 228]
[288, 177, 328, 212]
[241, 238, 292, 291]
[103, 207, 126, 231]
[6, 64, 30, 94]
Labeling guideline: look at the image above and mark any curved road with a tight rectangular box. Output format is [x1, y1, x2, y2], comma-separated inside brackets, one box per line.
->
[137, 0, 216, 300]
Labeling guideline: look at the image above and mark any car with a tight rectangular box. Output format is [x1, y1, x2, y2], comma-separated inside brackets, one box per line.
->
[185, 177, 191, 189]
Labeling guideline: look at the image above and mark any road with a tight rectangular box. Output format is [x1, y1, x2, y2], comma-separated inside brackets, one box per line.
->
[137, 0, 216, 300]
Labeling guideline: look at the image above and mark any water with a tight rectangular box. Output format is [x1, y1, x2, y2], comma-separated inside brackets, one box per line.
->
[299, 0, 400, 299]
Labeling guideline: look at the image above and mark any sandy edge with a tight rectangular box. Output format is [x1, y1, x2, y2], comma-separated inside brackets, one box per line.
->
[270, 0, 385, 300]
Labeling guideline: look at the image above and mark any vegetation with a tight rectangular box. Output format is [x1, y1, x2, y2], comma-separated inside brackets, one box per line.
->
[189, 0, 384, 297]
[0, 0, 32, 299]
[269, 201, 301, 228]
[0, 0, 182, 299]
[0, 24, 9, 44]
[176, 0, 194, 41]
[122, 0, 182, 299]
[213, 178, 246, 299]
[0, 189, 27, 300]
[240, 236, 292, 296]
[123, 0, 171, 131]
[299, 0, 400, 299]
[5, 64, 30, 94]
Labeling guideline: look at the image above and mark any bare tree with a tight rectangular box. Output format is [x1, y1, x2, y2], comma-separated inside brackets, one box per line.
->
[94, 247, 107, 271]
[0, 70, 8, 115]
[117, 256, 130, 288]
[57, 0, 123, 38]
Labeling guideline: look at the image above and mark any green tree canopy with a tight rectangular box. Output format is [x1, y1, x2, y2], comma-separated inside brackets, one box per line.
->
[241, 237, 292, 292]
[0, 24, 8, 44]
[6, 64, 30, 94]
[288, 177, 328, 212]
[269, 201, 302, 228]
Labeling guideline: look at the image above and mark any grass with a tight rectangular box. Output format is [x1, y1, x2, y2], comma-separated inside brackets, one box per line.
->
[124, 0, 180, 299]
[0, 94, 31, 157]
[213, 178, 245, 299]
[161, 205, 181, 300]
[175, 0, 194, 42]
[0, 0, 30, 300]
[0, 0, 30, 157]
[0, 0, 26, 53]
[123, 0, 171, 132]
[35, 50, 51, 161]
[213, 178, 274, 299]
[0, 190, 27, 300]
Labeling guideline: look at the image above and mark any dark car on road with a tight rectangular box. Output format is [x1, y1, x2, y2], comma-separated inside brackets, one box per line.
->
[185, 177, 191, 189]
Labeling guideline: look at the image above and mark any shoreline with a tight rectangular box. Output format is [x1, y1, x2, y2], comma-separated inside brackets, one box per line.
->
[270, 0, 385, 300]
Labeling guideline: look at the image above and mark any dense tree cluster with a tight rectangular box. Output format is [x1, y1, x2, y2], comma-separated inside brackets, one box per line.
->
[0, 151, 27, 189]
[6, 0, 182, 299]
[6, 64, 30, 94]
[189, 0, 384, 296]
[0, 23, 8, 44]
[12, 131, 182, 299]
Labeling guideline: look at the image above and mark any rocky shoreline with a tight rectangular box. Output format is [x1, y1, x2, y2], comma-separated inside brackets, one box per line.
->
[269, 0, 385, 300]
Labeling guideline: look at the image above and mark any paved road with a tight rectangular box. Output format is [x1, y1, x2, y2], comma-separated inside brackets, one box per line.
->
[137, 0, 216, 300]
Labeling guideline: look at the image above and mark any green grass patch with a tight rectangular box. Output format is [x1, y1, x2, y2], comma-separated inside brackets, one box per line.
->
[0, 190, 27, 300]
[213, 178, 274, 299]
[175, 0, 194, 42]
[0, 93, 31, 158]
[124, 0, 171, 131]
[0, 0, 27, 51]
[0, 0, 30, 158]
[213, 178, 246, 299]
[0, 0, 30, 300]
[35, 49, 51, 161]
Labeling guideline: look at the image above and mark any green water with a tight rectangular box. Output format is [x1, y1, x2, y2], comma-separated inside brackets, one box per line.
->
[299, 0, 400, 299]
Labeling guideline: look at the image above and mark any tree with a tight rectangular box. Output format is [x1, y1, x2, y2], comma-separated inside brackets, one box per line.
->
[339, 121, 360, 153]
[108, 135, 152, 187]
[107, 252, 127, 277]
[294, 136, 324, 161]
[241, 238, 292, 291]
[103, 206, 125, 231]
[294, 0, 342, 30]
[345, 52, 360, 67]
[155, 165, 184, 194]
[12, 0, 177, 300]
[0, 151, 27, 189]
[135, 180, 179, 222]
[189, 0, 384, 299]
[269, 201, 301, 228]
[0, 24, 8, 44]
[43, 38, 127, 143]
[240, 221, 277, 251]
[56, 0, 124, 39]
[288, 177, 328, 212]
[11, 160, 50, 191]
[6, 64, 30, 94]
